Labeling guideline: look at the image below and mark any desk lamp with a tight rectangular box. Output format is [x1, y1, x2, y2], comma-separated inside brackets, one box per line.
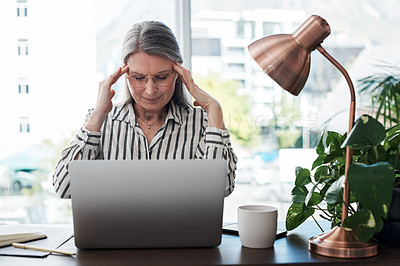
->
[248, 15, 378, 258]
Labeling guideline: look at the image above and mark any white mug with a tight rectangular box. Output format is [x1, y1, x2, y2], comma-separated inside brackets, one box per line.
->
[237, 205, 277, 249]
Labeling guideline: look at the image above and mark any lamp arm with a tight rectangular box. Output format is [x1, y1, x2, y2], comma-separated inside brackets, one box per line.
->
[316, 45, 356, 221]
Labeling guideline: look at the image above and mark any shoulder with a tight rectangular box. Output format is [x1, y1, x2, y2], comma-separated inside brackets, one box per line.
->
[82, 103, 130, 125]
[109, 103, 129, 118]
[169, 101, 207, 129]
[174, 103, 207, 121]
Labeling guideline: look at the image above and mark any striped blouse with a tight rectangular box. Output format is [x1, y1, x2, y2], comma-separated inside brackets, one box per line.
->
[52, 100, 237, 199]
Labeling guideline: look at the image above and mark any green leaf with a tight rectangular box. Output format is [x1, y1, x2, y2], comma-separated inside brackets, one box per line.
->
[295, 166, 302, 176]
[312, 154, 327, 170]
[314, 166, 329, 182]
[329, 138, 342, 154]
[295, 168, 311, 186]
[343, 209, 382, 242]
[316, 133, 325, 155]
[306, 192, 323, 206]
[385, 125, 400, 148]
[386, 124, 400, 137]
[327, 131, 343, 148]
[340, 132, 348, 144]
[336, 156, 346, 164]
[320, 178, 336, 198]
[350, 190, 357, 203]
[387, 147, 400, 170]
[325, 175, 345, 204]
[304, 181, 320, 206]
[366, 145, 387, 163]
[286, 203, 315, 231]
[359, 73, 400, 127]
[347, 162, 395, 219]
[323, 150, 345, 165]
[291, 185, 308, 204]
[341, 115, 386, 149]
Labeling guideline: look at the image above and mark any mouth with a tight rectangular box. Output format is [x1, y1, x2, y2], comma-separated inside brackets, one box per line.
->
[143, 96, 161, 104]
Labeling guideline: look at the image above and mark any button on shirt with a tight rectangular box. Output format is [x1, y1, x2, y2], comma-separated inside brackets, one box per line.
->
[53, 101, 237, 199]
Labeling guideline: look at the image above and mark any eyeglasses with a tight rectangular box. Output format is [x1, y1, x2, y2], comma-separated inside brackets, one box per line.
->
[126, 71, 176, 88]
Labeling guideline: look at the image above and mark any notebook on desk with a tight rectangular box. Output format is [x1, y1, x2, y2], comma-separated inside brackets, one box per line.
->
[69, 159, 226, 249]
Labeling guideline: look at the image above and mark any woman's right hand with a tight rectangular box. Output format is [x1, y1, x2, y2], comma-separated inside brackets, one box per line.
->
[85, 64, 129, 132]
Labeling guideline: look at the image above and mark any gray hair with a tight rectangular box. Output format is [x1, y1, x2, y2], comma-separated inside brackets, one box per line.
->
[118, 21, 190, 108]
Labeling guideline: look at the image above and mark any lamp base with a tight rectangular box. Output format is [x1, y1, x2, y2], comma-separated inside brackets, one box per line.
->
[309, 226, 378, 258]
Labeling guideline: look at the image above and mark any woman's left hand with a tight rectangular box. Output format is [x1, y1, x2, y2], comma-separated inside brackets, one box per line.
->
[173, 62, 225, 129]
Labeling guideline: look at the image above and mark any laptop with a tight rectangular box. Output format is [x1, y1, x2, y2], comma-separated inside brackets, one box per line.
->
[69, 159, 226, 249]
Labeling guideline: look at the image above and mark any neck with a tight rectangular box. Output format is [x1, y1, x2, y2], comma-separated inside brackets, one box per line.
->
[133, 104, 167, 122]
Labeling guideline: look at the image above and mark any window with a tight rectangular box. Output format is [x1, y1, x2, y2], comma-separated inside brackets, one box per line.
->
[19, 117, 30, 133]
[18, 78, 29, 94]
[263, 22, 281, 36]
[237, 20, 255, 39]
[17, 0, 28, 17]
[192, 38, 221, 56]
[227, 63, 245, 72]
[191, 0, 400, 224]
[227, 47, 245, 56]
[1, 0, 182, 225]
[3, 0, 400, 226]
[17, 39, 28, 55]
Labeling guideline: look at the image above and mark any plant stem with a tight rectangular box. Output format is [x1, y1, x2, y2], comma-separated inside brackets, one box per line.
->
[315, 205, 332, 218]
[395, 146, 400, 170]
[311, 215, 325, 233]
[373, 146, 379, 161]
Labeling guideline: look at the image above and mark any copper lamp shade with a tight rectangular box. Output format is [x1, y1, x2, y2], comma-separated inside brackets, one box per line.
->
[248, 15, 330, 95]
[248, 15, 378, 258]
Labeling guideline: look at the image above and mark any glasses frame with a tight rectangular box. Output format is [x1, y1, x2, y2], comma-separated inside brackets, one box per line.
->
[126, 71, 176, 88]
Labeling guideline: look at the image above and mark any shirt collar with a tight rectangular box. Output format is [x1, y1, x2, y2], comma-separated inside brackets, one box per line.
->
[165, 100, 184, 126]
[111, 100, 185, 126]
[111, 102, 135, 126]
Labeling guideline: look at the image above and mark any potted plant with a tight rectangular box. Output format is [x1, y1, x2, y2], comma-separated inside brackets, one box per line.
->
[358, 65, 400, 244]
[285, 114, 398, 242]
[286, 65, 400, 243]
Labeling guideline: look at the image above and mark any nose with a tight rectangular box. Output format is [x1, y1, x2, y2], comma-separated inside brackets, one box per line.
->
[144, 77, 157, 96]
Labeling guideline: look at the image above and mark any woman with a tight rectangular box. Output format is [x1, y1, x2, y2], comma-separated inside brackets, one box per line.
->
[53, 21, 237, 199]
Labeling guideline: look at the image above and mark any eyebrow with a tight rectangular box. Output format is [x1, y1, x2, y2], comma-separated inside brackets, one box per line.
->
[128, 70, 171, 76]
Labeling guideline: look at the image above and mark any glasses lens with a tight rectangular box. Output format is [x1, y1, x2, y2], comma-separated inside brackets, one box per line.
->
[154, 73, 174, 87]
[128, 76, 146, 88]
[127, 72, 174, 88]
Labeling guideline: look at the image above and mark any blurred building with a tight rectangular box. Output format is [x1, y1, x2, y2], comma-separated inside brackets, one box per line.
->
[191, 9, 364, 147]
[0, 0, 97, 160]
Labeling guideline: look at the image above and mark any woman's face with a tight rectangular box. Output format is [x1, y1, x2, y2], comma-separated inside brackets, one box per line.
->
[126, 51, 177, 113]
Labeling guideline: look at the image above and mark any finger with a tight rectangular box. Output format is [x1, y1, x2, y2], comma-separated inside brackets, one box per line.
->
[173, 61, 183, 70]
[114, 64, 129, 82]
[173, 63, 195, 92]
[110, 88, 116, 98]
[173, 62, 190, 79]
[120, 63, 129, 73]
[172, 62, 184, 79]
[105, 64, 127, 86]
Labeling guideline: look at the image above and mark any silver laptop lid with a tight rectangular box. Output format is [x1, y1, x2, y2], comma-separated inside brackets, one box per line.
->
[69, 159, 226, 249]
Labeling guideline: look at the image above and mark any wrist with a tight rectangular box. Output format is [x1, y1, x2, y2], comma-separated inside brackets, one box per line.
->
[85, 109, 108, 132]
[206, 104, 225, 129]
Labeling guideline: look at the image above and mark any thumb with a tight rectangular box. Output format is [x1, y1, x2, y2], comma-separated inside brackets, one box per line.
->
[110, 89, 116, 98]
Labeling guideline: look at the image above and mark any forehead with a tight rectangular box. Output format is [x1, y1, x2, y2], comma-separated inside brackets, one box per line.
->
[127, 51, 173, 74]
